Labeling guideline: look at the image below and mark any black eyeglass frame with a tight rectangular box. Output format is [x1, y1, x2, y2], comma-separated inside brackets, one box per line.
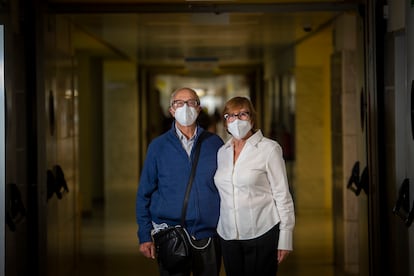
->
[223, 111, 250, 122]
[171, 99, 200, 108]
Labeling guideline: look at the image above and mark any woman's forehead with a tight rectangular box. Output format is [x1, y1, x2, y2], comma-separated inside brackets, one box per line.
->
[227, 104, 249, 112]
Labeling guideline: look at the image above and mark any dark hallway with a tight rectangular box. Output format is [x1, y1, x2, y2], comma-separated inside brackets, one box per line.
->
[3, 1, 414, 276]
[75, 184, 334, 276]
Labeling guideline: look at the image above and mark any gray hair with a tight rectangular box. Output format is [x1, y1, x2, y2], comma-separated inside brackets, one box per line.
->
[169, 87, 200, 107]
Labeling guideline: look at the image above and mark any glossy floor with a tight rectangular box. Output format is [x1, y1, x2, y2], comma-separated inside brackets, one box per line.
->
[75, 185, 334, 276]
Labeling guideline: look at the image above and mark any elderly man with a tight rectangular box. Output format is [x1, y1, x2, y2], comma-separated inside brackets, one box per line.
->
[136, 87, 224, 276]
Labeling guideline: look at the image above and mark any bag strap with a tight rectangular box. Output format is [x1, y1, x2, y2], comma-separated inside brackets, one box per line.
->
[180, 131, 209, 227]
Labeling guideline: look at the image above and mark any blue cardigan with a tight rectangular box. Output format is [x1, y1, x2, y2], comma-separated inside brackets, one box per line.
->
[136, 125, 224, 243]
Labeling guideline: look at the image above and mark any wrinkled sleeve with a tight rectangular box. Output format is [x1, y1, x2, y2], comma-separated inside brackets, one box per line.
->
[136, 143, 158, 244]
[266, 144, 295, 250]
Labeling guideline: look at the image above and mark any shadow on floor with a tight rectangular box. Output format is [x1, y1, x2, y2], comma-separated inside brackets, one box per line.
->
[76, 199, 336, 276]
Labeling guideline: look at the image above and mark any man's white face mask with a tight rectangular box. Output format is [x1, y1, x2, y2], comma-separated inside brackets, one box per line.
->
[174, 104, 198, 126]
[227, 119, 252, 139]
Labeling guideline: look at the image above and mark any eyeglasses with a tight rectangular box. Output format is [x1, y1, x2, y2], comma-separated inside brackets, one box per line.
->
[224, 111, 250, 122]
[172, 99, 199, 108]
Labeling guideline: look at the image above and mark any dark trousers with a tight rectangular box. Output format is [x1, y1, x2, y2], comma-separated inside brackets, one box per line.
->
[220, 224, 280, 276]
[159, 236, 221, 276]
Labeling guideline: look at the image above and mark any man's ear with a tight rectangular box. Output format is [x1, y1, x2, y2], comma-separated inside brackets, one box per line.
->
[169, 107, 175, 117]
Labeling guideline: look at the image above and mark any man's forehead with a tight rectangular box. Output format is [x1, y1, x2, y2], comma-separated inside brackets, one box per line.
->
[174, 89, 197, 99]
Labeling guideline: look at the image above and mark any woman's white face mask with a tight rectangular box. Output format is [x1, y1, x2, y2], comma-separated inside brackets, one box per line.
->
[174, 104, 198, 126]
[227, 119, 252, 140]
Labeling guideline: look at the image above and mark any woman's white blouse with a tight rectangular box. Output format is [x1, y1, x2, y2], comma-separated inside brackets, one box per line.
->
[214, 130, 295, 250]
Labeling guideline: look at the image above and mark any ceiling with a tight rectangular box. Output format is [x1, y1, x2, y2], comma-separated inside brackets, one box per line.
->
[52, 1, 358, 72]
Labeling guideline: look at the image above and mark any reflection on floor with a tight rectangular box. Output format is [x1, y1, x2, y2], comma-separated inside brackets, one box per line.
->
[75, 186, 334, 276]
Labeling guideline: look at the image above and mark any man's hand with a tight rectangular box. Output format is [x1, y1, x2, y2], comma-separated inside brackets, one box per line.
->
[140, 241, 156, 259]
[277, 249, 291, 264]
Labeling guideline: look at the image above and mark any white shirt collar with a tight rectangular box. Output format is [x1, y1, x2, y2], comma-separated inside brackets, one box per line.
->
[224, 129, 263, 149]
[174, 123, 197, 141]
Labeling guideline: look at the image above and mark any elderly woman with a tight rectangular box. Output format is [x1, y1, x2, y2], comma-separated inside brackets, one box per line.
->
[214, 96, 295, 276]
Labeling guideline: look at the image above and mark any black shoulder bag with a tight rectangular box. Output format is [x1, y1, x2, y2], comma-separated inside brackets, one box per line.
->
[152, 131, 211, 271]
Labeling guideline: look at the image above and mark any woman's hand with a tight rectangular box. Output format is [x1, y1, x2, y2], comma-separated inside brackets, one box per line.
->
[277, 249, 291, 264]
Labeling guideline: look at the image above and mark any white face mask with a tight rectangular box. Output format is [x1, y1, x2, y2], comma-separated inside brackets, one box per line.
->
[174, 104, 198, 126]
[227, 119, 252, 140]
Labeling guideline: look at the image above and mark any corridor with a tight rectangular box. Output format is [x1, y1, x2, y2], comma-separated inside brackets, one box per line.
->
[76, 184, 335, 276]
[4, 1, 414, 275]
